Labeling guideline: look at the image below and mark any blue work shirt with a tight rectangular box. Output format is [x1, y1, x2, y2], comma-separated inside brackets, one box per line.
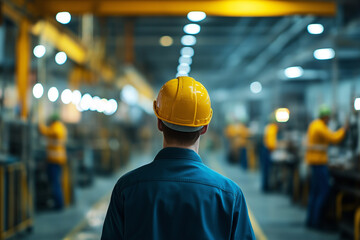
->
[101, 147, 255, 240]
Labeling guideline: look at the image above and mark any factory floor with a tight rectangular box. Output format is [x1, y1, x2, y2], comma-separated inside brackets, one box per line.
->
[21, 150, 339, 240]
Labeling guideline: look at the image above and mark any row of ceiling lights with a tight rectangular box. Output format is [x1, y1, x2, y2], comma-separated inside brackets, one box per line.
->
[32, 83, 118, 115]
[175, 11, 206, 77]
[248, 23, 331, 95]
[284, 23, 335, 79]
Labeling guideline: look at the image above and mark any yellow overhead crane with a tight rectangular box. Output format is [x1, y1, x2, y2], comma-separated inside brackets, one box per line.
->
[30, 0, 336, 17]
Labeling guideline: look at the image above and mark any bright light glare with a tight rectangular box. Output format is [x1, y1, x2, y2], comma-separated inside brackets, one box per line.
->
[61, 89, 72, 104]
[275, 108, 290, 123]
[159, 36, 173, 47]
[355, 98, 360, 111]
[313, 48, 335, 60]
[181, 35, 196, 46]
[187, 11, 206, 22]
[48, 87, 59, 102]
[33, 45, 46, 58]
[72, 90, 82, 105]
[104, 99, 118, 115]
[179, 56, 192, 65]
[55, 52, 67, 65]
[97, 98, 108, 113]
[284, 66, 304, 78]
[33, 83, 44, 99]
[307, 24, 324, 35]
[121, 85, 139, 105]
[183, 24, 201, 35]
[250, 81, 262, 94]
[180, 47, 194, 57]
[56, 12, 71, 24]
[80, 93, 93, 111]
[177, 63, 191, 73]
[90, 96, 100, 111]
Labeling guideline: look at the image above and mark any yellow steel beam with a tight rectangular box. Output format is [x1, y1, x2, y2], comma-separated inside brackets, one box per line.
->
[3, 1, 115, 83]
[16, 20, 30, 120]
[38, 0, 336, 17]
[31, 20, 87, 64]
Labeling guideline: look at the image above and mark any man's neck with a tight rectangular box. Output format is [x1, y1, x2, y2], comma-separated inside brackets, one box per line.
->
[163, 140, 200, 154]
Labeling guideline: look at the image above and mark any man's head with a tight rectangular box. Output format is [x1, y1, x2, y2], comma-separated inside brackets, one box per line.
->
[318, 105, 331, 124]
[153, 76, 212, 147]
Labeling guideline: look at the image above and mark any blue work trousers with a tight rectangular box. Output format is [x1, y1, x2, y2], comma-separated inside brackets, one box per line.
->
[240, 147, 248, 170]
[260, 145, 272, 192]
[47, 163, 64, 209]
[306, 165, 330, 228]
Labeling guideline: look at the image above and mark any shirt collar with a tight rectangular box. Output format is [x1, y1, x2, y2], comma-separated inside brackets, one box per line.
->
[154, 147, 202, 163]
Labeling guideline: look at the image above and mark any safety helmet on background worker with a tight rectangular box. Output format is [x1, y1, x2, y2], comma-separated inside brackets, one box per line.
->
[318, 105, 331, 118]
[49, 113, 60, 123]
[153, 76, 213, 132]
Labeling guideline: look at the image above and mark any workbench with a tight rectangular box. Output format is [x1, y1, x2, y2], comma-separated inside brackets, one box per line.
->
[330, 167, 360, 240]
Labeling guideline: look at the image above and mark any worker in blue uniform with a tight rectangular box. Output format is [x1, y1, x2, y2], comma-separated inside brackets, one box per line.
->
[101, 76, 255, 240]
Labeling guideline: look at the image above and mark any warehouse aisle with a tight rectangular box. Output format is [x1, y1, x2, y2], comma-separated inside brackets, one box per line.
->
[23, 150, 340, 240]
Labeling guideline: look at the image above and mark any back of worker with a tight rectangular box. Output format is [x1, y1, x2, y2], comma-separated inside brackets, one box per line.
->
[101, 76, 255, 240]
[305, 105, 347, 229]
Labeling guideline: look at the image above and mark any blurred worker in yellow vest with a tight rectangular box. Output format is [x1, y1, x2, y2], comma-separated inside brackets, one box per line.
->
[224, 120, 251, 167]
[305, 105, 348, 229]
[39, 114, 67, 210]
[261, 113, 278, 191]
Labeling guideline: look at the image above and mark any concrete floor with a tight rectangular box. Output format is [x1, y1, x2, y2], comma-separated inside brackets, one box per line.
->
[19, 150, 339, 240]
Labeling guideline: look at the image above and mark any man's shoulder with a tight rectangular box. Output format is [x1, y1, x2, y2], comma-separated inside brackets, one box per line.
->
[199, 163, 243, 197]
[114, 158, 243, 198]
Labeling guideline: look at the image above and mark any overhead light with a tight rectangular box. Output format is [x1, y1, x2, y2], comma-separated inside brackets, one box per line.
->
[80, 93, 93, 111]
[55, 52, 67, 65]
[187, 11, 206, 22]
[56, 12, 71, 24]
[275, 108, 290, 122]
[97, 98, 108, 113]
[61, 89, 72, 104]
[250, 81, 262, 94]
[307, 24, 324, 35]
[176, 71, 189, 77]
[180, 47, 194, 57]
[181, 35, 197, 46]
[159, 36, 173, 47]
[284, 66, 304, 78]
[33, 83, 44, 99]
[179, 56, 192, 65]
[104, 99, 118, 115]
[90, 96, 100, 111]
[121, 85, 139, 105]
[72, 90, 82, 105]
[183, 24, 201, 35]
[48, 87, 59, 102]
[33, 45, 46, 58]
[313, 48, 335, 60]
[177, 63, 191, 73]
[355, 98, 360, 111]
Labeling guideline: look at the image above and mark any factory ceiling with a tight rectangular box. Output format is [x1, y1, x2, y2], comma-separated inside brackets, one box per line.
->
[2, 0, 360, 103]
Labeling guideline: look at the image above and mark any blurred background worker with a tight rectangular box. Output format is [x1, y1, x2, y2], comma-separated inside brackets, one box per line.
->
[305, 105, 348, 229]
[224, 118, 251, 168]
[39, 114, 68, 210]
[102, 77, 255, 239]
[261, 113, 278, 192]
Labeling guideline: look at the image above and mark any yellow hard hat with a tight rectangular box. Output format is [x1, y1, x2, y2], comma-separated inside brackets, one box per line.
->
[153, 76, 213, 132]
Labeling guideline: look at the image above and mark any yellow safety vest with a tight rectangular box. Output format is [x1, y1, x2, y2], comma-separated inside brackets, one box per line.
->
[305, 119, 345, 165]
